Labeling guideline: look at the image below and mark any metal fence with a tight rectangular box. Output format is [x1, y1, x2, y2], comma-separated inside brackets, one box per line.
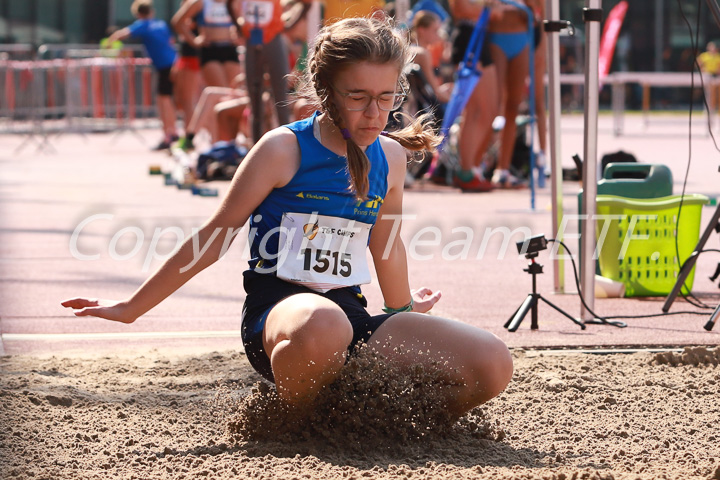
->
[1, 45, 160, 152]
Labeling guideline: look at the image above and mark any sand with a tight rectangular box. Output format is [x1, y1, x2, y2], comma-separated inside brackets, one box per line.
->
[1, 346, 719, 480]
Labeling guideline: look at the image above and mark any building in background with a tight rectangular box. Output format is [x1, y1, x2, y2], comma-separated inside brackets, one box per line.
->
[2, 0, 720, 108]
[0, 0, 182, 47]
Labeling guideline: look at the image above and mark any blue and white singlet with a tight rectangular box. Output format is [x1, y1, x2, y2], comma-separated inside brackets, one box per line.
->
[247, 112, 390, 292]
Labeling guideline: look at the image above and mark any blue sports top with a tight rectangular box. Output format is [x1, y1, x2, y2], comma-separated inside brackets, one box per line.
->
[197, 0, 235, 28]
[247, 112, 390, 276]
[128, 19, 177, 69]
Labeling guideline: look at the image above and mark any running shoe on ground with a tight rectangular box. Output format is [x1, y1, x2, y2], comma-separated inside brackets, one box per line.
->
[175, 136, 195, 152]
[152, 134, 179, 151]
[491, 169, 527, 189]
[453, 173, 494, 192]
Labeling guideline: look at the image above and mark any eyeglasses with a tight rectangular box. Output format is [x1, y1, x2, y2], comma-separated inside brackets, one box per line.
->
[335, 87, 407, 112]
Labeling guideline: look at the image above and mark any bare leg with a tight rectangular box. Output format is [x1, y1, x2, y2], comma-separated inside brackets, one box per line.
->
[174, 68, 201, 133]
[157, 94, 177, 138]
[222, 62, 242, 89]
[215, 96, 249, 142]
[201, 61, 231, 87]
[458, 65, 499, 174]
[367, 313, 513, 416]
[262, 293, 354, 404]
[187, 87, 240, 141]
[490, 43, 529, 187]
[497, 48, 529, 171]
[453, 65, 498, 192]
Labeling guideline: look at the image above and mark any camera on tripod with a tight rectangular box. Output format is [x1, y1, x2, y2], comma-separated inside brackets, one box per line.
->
[516, 234, 548, 259]
[505, 233, 585, 332]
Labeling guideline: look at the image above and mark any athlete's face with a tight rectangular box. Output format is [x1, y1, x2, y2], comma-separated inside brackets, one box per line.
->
[331, 61, 401, 148]
[418, 19, 442, 45]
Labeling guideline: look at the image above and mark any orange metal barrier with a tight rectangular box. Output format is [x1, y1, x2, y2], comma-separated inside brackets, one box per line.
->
[0, 57, 157, 140]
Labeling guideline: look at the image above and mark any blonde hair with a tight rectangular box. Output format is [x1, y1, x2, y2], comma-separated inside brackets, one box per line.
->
[412, 10, 440, 32]
[131, 0, 153, 17]
[299, 16, 442, 200]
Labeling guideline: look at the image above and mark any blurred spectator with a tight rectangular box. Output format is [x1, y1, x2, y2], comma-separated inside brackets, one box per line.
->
[106, 0, 179, 150]
[698, 41, 720, 76]
[172, 0, 242, 88]
[172, 0, 203, 147]
[410, 10, 453, 104]
[698, 41, 720, 111]
[486, 0, 532, 188]
[446, 0, 497, 192]
[231, 0, 302, 142]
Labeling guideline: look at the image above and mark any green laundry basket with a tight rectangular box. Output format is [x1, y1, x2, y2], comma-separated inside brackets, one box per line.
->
[594, 194, 709, 297]
[579, 163, 674, 275]
[579, 163, 674, 213]
[599, 163, 673, 197]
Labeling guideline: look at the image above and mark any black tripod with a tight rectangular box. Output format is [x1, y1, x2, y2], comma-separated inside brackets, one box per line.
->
[662, 202, 720, 330]
[504, 253, 586, 332]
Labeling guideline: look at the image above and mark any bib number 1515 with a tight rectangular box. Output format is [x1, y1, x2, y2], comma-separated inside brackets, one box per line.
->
[301, 249, 352, 277]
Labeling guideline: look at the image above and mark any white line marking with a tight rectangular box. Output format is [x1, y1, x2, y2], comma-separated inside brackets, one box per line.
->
[1, 331, 243, 341]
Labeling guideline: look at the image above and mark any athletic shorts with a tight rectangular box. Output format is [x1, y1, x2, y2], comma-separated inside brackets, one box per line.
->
[176, 55, 201, 71]
[156, 67, 173, 96]
[451, 21, 493, 67]
[179, 41, 199, 58]
[200, 44, 240, 67]
[240, 270, 395, 383]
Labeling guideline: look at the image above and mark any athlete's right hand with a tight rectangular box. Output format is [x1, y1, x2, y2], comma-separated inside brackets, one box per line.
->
[192, 35, 208, 47]
[61, 298, 137, 324]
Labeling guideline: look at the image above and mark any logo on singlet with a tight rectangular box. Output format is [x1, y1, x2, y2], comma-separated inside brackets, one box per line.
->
[303, 222, 319, 240]
[354, 195, 384, 217]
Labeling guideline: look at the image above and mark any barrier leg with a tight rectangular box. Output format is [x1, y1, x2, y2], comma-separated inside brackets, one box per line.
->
[14, 67, 55, 154]
[110, 61, 145, 143]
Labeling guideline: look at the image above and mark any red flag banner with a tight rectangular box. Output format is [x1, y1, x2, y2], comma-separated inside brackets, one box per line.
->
[598, 1, 628, 84]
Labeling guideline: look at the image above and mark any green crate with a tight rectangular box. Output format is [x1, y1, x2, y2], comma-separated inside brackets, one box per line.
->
[595, 194, 709, 297]
[579, 163, 674, 275]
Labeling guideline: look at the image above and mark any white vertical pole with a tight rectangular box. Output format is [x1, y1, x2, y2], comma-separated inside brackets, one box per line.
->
[580, 1, 601, 321]
[395, 0, 410, 26]
[307, 1, 322, 48]
[546, 0, 565, 293]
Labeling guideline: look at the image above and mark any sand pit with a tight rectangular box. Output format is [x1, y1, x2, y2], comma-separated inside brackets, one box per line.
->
[1, 346, 719, 480]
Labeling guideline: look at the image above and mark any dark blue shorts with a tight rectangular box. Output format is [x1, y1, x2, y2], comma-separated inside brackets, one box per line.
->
[200, 44, 240, 66]
[241, 271, 394, 383]
[156, 67, 173, 96]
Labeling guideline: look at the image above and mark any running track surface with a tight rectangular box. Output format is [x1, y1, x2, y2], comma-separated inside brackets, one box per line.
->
[1, 114, 719, 356]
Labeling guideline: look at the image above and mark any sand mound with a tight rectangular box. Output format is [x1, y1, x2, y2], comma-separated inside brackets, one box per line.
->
[652, 346, 720, 366]
[2, 348, 720, 479]
[225, 345, 499, 449]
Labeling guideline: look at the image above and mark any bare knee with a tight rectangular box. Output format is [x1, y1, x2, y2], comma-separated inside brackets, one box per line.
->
[265, 295, 353, 375]
[289, 302, 354, 359]
[264, 296, 355, 403]
[463, 333, 513, 405]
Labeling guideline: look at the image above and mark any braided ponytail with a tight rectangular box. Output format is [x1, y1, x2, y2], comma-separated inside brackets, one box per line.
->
[385, 111, 442, 152]
[323, 98, 371, 200]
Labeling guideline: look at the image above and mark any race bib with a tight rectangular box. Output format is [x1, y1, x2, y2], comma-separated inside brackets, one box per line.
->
[206, 1, 233, 24]
[242, 0, 274, 27]
[276, 212, 372, 292]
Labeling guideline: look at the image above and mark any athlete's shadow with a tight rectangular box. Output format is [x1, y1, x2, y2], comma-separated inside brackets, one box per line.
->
[242, 431, 545, 472]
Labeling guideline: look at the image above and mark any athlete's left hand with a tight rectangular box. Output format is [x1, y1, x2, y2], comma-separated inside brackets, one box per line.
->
[411, 287, 442, 313]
